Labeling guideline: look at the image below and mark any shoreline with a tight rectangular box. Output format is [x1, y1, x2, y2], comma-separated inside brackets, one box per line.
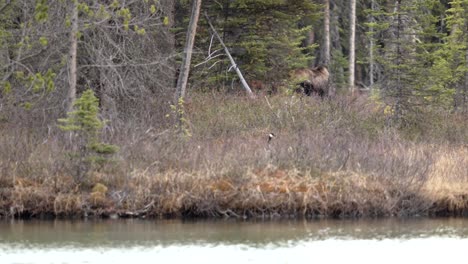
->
[2, 169, 468, 220]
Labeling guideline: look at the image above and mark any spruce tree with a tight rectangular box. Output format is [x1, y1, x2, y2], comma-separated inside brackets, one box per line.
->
[367, 0, 443, 125]
[58, 89, 118, 182]
[431, 0, 468, 111]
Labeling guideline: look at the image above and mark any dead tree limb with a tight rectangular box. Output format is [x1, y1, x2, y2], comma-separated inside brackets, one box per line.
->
[204, 12, 255, 98]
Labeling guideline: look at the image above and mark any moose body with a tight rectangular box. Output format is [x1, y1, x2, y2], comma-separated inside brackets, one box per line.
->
[291, 65, 330, 98]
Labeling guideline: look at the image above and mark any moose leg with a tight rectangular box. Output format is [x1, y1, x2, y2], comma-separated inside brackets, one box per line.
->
[300, 80, 313, 96]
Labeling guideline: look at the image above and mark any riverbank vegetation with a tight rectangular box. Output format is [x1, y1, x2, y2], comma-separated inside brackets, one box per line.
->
[1, 94, 467, 218]
[1, 0, 467, 219]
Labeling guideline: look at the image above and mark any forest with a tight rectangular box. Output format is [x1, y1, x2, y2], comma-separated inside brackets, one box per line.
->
[0, 0, 467, 219]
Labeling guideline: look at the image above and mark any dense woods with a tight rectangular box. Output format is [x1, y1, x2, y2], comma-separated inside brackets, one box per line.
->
[0, 0, 467, 219]
[1, 0, 468, 121]
[2, 1, 467, 122]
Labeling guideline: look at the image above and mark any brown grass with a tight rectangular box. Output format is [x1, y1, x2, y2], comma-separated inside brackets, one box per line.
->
[0, 94, 467, 219]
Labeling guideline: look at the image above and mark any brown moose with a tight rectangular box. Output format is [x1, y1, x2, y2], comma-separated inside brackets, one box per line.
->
[291, 65, 330, 98]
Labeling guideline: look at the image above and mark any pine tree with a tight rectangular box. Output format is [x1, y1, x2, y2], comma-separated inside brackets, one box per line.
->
[59, 89, 118, 182]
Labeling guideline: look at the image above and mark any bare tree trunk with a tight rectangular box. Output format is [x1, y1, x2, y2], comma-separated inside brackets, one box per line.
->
[67, 2, 78, 113]
[394, 0, 403, 121]
[165, 0, 177, 89]
[306, 29, 315, 50]
[331, 2, 344, 87]
[175, 0, 202, 102]
[323, 0, 331, 66]
[349, 0, 356, 94]
[369, 0, 375, 88]
[463, 41, 468, 113]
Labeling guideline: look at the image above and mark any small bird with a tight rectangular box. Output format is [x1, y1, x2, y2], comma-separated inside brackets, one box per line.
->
[265, 133, 276, 160]
[268, 133, 276, 144]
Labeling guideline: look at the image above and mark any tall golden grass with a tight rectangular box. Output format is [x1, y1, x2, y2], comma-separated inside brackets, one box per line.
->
[0, 94, 467, 218]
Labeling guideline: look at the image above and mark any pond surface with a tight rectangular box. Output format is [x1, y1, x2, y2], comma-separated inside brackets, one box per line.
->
[1, 218, 468, 264]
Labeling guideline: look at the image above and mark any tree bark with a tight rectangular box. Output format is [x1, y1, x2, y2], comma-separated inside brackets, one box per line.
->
[175, 0, 202, 102]
[349, 0, 356, 94]
[394, 0, 403, 121]
[463, 34, 468, 113]
[165, 0, 177, 89]
[331, 2, 344, 86]
[323, 0, 330, 66]
[67, 2, 78, 113]
[369, 0, 375, 88]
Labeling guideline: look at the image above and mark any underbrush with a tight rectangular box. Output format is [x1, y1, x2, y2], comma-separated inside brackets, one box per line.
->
[0, 94, 467, 218]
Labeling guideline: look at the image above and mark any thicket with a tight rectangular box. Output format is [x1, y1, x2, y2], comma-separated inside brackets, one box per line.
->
[0, 95, 467, 218]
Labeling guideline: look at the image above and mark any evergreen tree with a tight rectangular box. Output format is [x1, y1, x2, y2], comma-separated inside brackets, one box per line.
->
[431, 0, 468, 111]
[367, 0, 444, 125]
[59, 89, 118, 182]
[191, 0, 320, 91]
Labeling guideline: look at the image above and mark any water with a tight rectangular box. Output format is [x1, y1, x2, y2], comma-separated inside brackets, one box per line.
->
[1, 218, 468, 264]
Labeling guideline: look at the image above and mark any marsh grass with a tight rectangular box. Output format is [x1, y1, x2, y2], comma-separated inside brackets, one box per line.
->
[0, 94, 467, 218]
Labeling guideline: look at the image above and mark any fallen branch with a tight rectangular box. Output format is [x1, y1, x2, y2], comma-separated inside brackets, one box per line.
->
[204, 12, 255, 99]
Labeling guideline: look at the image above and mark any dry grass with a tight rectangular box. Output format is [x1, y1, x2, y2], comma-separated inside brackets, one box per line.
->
[423, 146, 468, 214]
[0, 93, 467, 219]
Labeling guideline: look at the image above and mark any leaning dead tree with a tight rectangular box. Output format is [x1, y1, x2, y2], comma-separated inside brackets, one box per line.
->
[204, 12, 255, 98]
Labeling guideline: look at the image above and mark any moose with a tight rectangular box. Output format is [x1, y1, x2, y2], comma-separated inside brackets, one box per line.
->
[291, 65, 330, 98]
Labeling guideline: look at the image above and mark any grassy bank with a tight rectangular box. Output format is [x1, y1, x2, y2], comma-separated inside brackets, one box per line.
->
[0, 94, 467, 219]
